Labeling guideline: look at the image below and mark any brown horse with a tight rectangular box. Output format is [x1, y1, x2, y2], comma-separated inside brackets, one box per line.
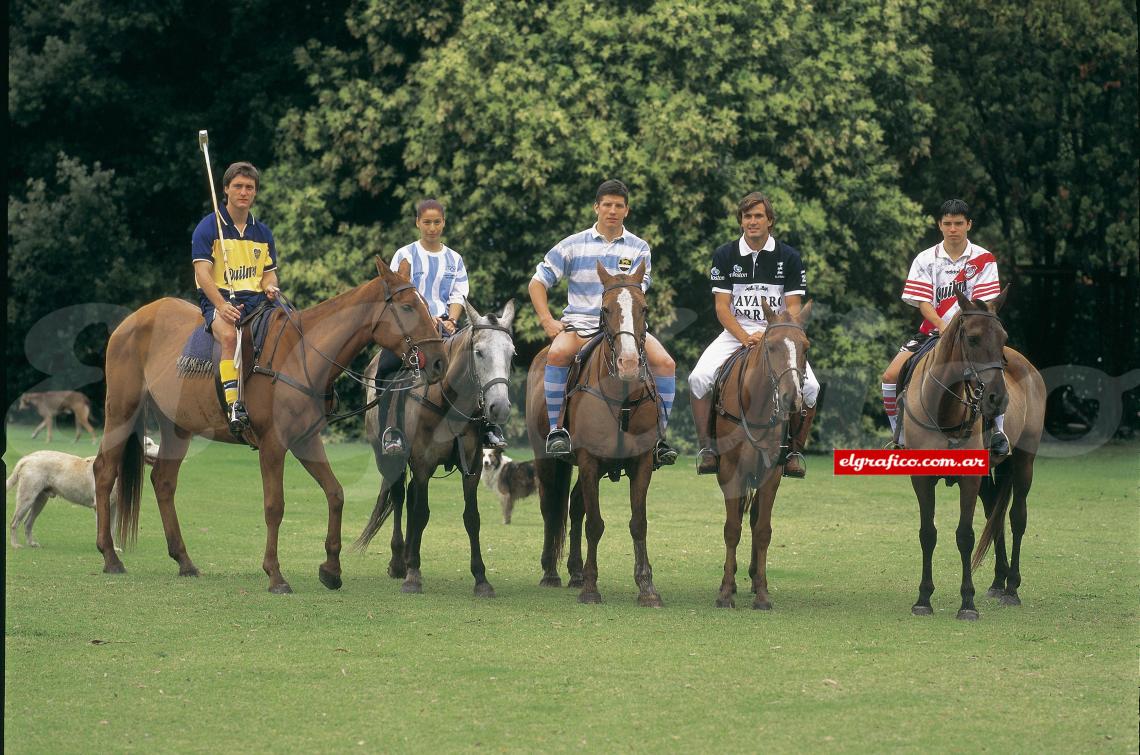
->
[91, 259, 447, 593]
[353, 299, 517, 596]
[525, 261, 664, 606]
[900, 288, 1044, 619]
[707, 302, 812, 610]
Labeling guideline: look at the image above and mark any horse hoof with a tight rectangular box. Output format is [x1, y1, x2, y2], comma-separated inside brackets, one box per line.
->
[638, 594, 663, 608]
[539, 576, 562, 588]
[387, 564, 407, 579]
[985, 587, 1004, 598]
[578, 591, 602, 604]
[269, 583, 293, 595]
[911, 604, 933, 616]
[401, 579, 423, 594]
[319, 567, 342, 591]
[956, 609, 980, 621]
[999, 594, 1021, 607]
[752, 600, 772, 611]
[715, 598, 735, 609]
[178, 566, 200, 577]
[567, 577, 584, 589]
[103, 563, 126, 575]
[474, 583, 496, 598]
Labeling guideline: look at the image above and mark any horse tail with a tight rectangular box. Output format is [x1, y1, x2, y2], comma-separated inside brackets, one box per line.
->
[115, 410, 147, 548]
[351, 469, 406, 552]
[971, 458, 1014, 572]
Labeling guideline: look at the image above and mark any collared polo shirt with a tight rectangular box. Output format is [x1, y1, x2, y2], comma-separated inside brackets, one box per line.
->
[532, 224, 652, 319]
[191, 206, 277, 296]
[709, 234, 807, 327]
[901, 241, 1000, 334]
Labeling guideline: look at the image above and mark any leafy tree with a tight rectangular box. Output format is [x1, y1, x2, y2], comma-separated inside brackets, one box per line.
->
[275, 0, 939, 447]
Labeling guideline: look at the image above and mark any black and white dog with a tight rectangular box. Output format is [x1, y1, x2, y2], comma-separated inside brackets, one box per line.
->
[481, 449, 537, 525]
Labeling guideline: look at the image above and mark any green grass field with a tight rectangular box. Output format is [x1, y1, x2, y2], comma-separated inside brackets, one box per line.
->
[5, 425, 1138, 753]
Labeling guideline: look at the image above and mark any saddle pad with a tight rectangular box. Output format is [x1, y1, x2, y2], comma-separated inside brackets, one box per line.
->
[898, 335, 941, 393]
[176, 328, 218, 377]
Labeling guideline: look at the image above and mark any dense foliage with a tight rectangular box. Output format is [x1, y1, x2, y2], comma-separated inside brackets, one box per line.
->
[8, 0, 1138, 446]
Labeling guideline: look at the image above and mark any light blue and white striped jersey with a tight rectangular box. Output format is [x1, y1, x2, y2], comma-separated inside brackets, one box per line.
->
[532, 225, 652, 322]
[391, 242, 470, 318]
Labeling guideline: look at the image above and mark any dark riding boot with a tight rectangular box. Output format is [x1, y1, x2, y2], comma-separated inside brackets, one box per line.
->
[545, 427, 572, 460]
[989, 429, 1010, 458]
[228, 401, 250, 437]
[782, 405, 816, 479]
[482, 422, 508, 450]
[696, 447, 719, 476]
[653, 439, 678, 469]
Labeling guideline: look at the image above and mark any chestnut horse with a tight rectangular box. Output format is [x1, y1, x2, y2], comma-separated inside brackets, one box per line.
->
[899, 288, 1044, 619]
[707, 302, 812, 610]
[353, 299, 517, 596]
[525, 261, 664, 606]
[92, 259, 447, 593]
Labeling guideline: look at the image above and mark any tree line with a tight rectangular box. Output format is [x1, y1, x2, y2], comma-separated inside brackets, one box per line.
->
[8, 0, 1138, 446]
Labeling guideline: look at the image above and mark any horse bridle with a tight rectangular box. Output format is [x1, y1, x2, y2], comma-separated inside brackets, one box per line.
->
[598, 281, 649, 380]
[371, 279, 446, 376]
[909, 310, 1006, 439]
[735, 321, 807, 446]
[433, 320, 514, 422]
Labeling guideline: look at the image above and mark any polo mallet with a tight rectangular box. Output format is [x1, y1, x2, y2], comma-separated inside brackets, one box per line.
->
[199, 130, 245, 423]
[198, 130, 236, 303]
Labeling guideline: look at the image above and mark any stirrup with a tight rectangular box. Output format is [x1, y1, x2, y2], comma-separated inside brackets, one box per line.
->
[653, 439, 678, 469]
[988, 430, 1010, 457]
[782, 451, 807, 479]
[381, 427, 406, 456]
[482, 425, 508, 450]
[696, 447, 719, 475]
[545, 427, 572, 459]
[883, 439, 904, 450]
[228, 401, 250, 437]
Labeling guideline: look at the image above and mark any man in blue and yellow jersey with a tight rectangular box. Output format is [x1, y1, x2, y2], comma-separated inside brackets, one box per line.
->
[191, 161, 279, 434]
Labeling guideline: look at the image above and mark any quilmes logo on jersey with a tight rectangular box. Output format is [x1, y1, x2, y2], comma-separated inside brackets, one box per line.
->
[618, 257, 633, 273]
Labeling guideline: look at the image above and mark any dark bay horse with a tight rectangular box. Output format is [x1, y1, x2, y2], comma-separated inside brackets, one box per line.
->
[92, 259, 447, 593]
[707, 302, 812, 610]
[353, 300, 516, 596]
[900, 288, 1044, 619]
[525, 261, 664, 606]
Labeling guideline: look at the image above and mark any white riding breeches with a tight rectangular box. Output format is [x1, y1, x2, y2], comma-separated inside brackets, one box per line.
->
[689, 327, 819, 406]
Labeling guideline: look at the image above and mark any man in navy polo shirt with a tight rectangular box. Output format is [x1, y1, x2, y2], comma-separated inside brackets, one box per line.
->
[191, 161, 279, 435]
[688, 192, 819, 477]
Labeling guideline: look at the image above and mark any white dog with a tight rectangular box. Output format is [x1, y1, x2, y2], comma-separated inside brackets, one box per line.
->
[6, 437, 159, 548]
[481, 448, 537, 525]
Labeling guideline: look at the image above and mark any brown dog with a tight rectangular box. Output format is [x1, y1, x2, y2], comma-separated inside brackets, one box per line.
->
[18, 391, 97, 443]
[481, 449, 537, 525]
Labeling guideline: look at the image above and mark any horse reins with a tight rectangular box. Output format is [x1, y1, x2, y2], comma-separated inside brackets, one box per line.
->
[250, 279, 443, 414]
[721, 321, 807, 449]
[905, 310, 1006, 444]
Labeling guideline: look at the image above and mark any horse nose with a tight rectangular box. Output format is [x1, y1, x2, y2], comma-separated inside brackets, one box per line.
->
[617, 355, 640, 380]
[487, 399, 511, 425]
[427, 356, 446, 383]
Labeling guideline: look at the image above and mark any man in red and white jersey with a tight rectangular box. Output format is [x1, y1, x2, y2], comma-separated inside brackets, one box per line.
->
[880, 199, 1009, 455]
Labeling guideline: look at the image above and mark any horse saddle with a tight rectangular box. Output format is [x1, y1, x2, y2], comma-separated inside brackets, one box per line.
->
[175, 301, 280, 378]
[558, 332, 606, 428]
[897, 334, 941, 396]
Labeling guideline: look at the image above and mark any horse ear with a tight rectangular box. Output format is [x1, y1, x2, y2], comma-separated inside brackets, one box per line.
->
[795, 299, 812, 325]
[988, 284, 1011, 314]
[631, 260, 647, 283]
[761, 298, 776, 323]
[462, 296, 481, 325]
[498, 298, 517, 329]
[376, 255, 393, 278]
[955, 288, 973, 312]
[596, 260, 615, 286]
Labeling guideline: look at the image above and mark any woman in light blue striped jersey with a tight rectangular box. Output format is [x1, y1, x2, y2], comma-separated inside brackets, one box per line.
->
[378, 198, 507, 455]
